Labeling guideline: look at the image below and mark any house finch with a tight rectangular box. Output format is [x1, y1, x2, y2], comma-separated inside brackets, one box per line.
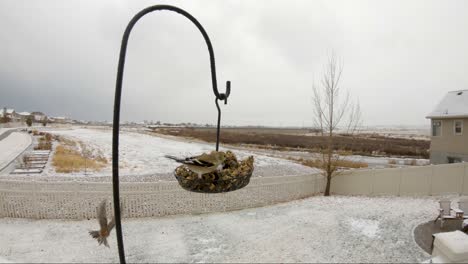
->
[165, 151, 226, 178]
[89, 199, 115, 247]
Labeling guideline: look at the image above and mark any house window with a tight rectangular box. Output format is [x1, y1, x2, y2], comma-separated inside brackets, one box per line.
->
[447, 156, 462, 163]
[454, 120, 463, 135]
[432, 120, 442, 136]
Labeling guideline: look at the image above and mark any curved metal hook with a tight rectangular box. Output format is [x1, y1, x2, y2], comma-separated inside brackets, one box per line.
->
[112, 5, 231, 263]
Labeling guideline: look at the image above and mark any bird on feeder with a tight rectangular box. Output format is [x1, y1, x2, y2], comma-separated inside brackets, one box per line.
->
[165, 151, 226, 179]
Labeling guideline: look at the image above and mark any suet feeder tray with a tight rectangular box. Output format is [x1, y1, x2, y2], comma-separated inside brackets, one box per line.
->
[174, 151, 254, 193]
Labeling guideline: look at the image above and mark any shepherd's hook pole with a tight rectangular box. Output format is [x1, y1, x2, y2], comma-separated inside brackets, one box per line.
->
[112, 5, 231, 263]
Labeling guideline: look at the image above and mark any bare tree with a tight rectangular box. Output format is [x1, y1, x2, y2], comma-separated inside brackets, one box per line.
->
[312, 54, 362, 196]
[41, 116, 48, 127]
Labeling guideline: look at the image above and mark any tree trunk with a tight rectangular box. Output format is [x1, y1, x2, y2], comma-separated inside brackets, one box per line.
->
[324, 174, 331, 196]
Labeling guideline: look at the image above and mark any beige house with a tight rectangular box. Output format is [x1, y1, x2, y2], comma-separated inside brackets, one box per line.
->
[426, 90, 468, 164]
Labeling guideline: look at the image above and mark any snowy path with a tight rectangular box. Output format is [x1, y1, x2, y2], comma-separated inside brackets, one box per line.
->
[43, 128, 317, 180]
[0, 196, 439, 263]
[0, 132, 32, 171]
[0, 128, 17, 141]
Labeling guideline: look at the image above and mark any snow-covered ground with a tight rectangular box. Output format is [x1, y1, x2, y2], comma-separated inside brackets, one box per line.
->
[0, 132, 31, 171]
[303, 125, 430, 141]
[229, 146, 429, 169]
[40, 128, 317, 181]
[354, 125, 430, 140]
[0, 195, 441, 263]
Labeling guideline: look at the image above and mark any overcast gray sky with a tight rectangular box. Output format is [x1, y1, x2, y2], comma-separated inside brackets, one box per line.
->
[1, 0, 467, 127]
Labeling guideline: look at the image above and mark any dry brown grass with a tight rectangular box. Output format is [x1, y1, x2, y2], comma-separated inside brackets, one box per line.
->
[336, 159, 369, 169]
[56, 135, 78, 147]
[152, 127, 430, 158]
[34, 133, 53, 150]
[34, 141, 52, 150]
[291, 157, 368, 169]
[52, 144, 107, 173]
[404, 159, 418, 166]
[388, 159, 397, 165]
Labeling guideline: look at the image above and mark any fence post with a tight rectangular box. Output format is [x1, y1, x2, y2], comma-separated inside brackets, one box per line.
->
[398, 167, 402, 196]
[460, 162, 465, 196]
[33, 180, 39, 219]
[464, 162, 468, 195]
[429, 164, 434, 196]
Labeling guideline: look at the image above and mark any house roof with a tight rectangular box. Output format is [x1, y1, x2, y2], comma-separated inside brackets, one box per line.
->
[0, 108, 15, 117]
[0, 108, 15, 114]
[17, 112, 31, 116]
[426, 90, 468, 119]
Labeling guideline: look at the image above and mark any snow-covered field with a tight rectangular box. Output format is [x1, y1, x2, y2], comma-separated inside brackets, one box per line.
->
[302, 125, 430, 141]
[0, 195, 440, 263]
[0, 132, 31, 171]
[41, 128, 316, 181]
[354, 126, 430, 140]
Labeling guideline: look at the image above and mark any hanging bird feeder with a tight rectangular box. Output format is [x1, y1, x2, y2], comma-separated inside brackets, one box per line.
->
[111, 5, 253, 263]
[170, 82, 255, 193]
[174, 150, 254, 193]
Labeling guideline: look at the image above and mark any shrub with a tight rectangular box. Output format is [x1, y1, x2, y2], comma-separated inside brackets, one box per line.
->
[403, 159, 417, 166]
[26, 116, 33, 127]
[52, 144, 106, 173]
[291, 157, 368, 169]
[44, 133, 52, 141]
[34, 141, 52, 150]
[34, 133, 53, 150]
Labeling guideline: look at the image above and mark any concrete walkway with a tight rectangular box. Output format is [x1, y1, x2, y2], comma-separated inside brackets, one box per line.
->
[0, 132, 32, 172]
[0, 128, 18, 141]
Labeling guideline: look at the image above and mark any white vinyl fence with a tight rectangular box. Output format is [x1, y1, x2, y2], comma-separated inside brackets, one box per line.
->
[0, 174, 325, 219]
[332, 162, 468, 196]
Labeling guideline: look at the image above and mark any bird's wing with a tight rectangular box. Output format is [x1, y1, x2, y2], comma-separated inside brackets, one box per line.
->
[187, 157, 215, 167]
[164, 155, 184, 163]
[175, 153, 215, 167]
[97, 200, 108, 230]
[106, 201, 123, 233]
[107, 217, 115, 232]
[165, 154, 213, 166]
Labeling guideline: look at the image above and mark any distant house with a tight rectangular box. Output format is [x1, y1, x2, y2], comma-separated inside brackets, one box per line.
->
[426, 90, 468, 164]
[16, 111, 32, 121]
[50, 116, 72, 124]
[30, 111, 47, 122]
[0, 108, 20, 122]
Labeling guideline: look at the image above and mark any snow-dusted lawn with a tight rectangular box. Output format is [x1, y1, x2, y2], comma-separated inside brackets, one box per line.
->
[43, 128, 316, 180]
[0, 132, 31, 171]
[0, 196, 439, 263]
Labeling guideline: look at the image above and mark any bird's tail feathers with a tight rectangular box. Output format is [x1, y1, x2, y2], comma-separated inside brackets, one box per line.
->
[89, 230, 99, 239]
[164, 155, 184, 163]
[89, 230, 109, 247]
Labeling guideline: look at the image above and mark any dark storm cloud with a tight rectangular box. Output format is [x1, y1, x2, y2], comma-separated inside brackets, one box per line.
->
[1, 0, 468, 126]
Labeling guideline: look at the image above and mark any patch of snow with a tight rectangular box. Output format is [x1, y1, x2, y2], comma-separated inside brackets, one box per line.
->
[39, 128, 316, 180]
[0, 256, 14, 263]
[0, 195, 445, 263]
[347, 218, 380, 238]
